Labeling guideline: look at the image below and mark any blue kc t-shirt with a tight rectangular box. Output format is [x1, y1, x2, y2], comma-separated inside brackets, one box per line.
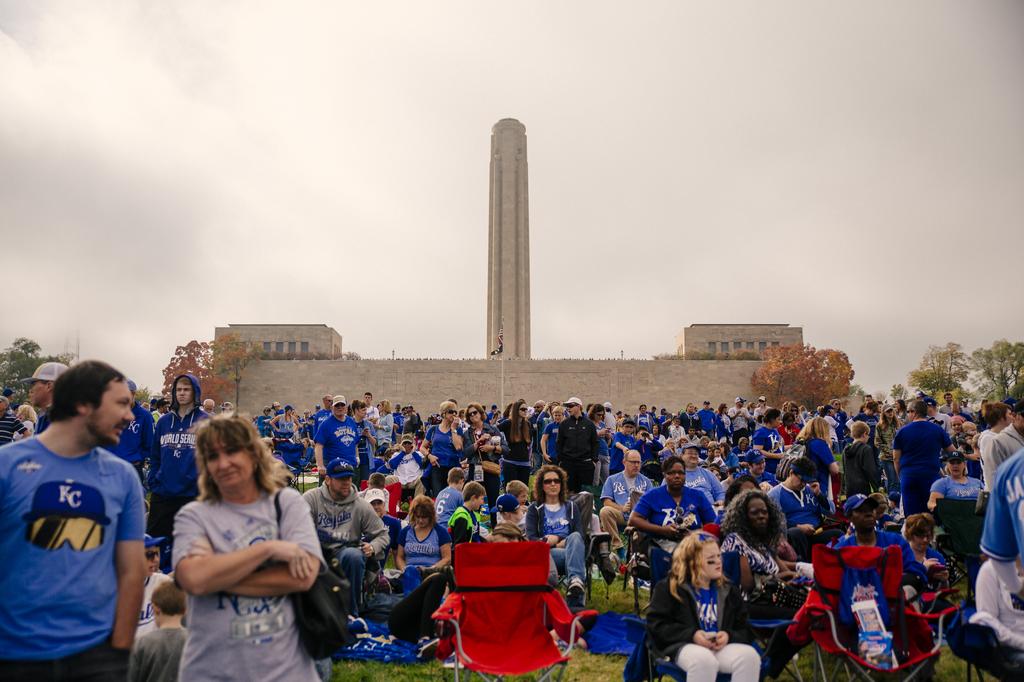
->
[542, 421, 560, 462]
[893, 421, 951, 478]
[542, 503, 571, 539]
[633, 485, 715, 531]
[0, 438, 146, 660]
[314, 415, 359, 468]
[929, 476, 982, 501]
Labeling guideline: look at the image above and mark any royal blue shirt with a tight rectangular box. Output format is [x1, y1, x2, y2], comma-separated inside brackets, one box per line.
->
[542, 421, 560, 462]
[0, 438, 146, 660]
[633, 485, 715, 531]
[112, 402, 154, 464]
[429, 425, 465, 468]
[806, 438, 836, 492]
[696, 586, 719, 632]
[752, 426, 785, 474]
[610, 433, 637, 474]
[768, 483, 827, 528]
[314, 415, 359, 469]
[697, 408, 718, 434]
[893, 421, 951, 478]
[834, 530, 916, 575]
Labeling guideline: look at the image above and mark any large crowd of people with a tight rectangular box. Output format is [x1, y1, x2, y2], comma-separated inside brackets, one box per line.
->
[1, 360, 1023, 681]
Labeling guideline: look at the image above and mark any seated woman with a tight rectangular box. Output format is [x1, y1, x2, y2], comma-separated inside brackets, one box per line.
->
[396, 495, 452, 593]
[647, 533, 760, 682]
[972, 558, 1024, 667]
[902, 513, 950, 594]
[719, 489, 800, 619]
[927, 451, 982, 512]
[525, 465, 588, 608]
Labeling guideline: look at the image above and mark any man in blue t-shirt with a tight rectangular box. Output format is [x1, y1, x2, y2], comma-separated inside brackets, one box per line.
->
[742, 451, 779, 488]
[628, 455, 715, 554]
[313, 396, 359, 479]
[981, 448, 1024, 597]
[893, 400, 954, 516]
[0, 361, 146, 675]
[311, 394, 333, 434]
[767, 456, 840, 561]
[599, 450, 653, 551]
[697, 401, 718, 436]
[610, 420, 638, 474]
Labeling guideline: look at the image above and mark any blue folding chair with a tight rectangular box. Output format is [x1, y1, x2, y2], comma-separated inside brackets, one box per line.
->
[622, 614, 740, 682]
[946, 603, 1024, 682]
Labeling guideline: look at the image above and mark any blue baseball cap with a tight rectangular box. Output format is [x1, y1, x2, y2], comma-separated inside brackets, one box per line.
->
[743, 451, 765, 465]
[22, 480, 111, 525]
[326, 459, 355, 479]
[144, 534, 166, 548]
[843, 494, 879, 516]
[495, 493, 520, 513]
[923, 397, 938, 407]
[126, 379, 137, 393]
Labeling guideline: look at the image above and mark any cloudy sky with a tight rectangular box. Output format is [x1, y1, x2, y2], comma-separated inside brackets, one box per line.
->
[3, 0, 1022, 395]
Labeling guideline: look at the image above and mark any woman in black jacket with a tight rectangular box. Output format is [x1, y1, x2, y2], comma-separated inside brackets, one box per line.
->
[646, 533, 760, 682]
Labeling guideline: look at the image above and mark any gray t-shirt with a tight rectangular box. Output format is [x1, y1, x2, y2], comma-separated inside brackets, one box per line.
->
[172, 487, 322, 681]
[128, 627, 186, 682]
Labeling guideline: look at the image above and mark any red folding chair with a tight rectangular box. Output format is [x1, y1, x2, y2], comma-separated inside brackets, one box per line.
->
[788, 544, 956, 682]
[358, 480, 403, 517]
[432, 542, 598, 681]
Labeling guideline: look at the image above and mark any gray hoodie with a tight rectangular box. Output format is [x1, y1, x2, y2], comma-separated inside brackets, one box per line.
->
[302, 482, 389, 556]
[984, 424, 1024, 488]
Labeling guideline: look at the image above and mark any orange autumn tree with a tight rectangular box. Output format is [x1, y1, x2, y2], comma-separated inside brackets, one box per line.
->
[211, 333, 262, 407]
[161, 340, 232, 403]
[751, 344, 854, 407]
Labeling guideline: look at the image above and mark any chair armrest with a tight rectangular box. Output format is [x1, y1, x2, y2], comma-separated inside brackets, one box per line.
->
[430, 592, 464, 623]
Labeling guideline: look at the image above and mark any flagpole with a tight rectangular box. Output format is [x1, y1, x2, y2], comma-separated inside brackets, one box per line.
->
[499, 354, 505, 409]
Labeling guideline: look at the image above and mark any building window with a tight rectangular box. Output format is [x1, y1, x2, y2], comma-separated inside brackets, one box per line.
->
[288, 341, 296, 354]
[275, 341, 284, 353]
[263, 342, 271, 352]
[771, 341, 780, 347]
[733, 341, 742, 351]
[707, 342, 716, 353]
[720, 342, 729, 353]
[301, 342, 309, 354]
[746, 341, 754, 350]
[759, 341, 767, 352]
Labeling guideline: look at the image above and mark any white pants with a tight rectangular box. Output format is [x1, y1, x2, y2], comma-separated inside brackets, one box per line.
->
[675, 642, 760, 682]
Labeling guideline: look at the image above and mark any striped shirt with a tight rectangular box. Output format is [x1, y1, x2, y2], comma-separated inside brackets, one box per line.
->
[0, 410, 28, 444]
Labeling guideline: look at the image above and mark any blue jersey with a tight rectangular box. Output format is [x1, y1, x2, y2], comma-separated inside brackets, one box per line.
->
[684, 467, 725, 505]
[434, 486, 464, 525]
[806, 438, 836, 492]
[428, 426, 465, 468]
[752, 426, 784, 474]
[398, 524, 451, 567]
[0, 438, 146, 660]
[610, 433, 637, 474]
[633, 485, 715, 531]
[929, 476, 982, 501]
[768, 483, 828, 528]
[314, 415, 359, 468]
[600, 472, 653, 506]
[981, 450, 1024, 562]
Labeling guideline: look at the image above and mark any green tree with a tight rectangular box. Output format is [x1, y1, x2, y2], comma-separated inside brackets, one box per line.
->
[907, 343, 969, 396]
[211, 334, 262, 407]
[890, 383, 908, 401]
[0, 338, 74, 404]
[970, 339, 1024, 400]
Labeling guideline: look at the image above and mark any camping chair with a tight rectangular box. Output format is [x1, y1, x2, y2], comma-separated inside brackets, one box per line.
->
[431, 541, 598, 682]
[946, 602, 1024, 682]
[621, 526, 674, 615]
[934, 498, 984, 599]
[622, 614, 754, 682]
[358, 480, 403, 517]
[792, 544, 956, 682]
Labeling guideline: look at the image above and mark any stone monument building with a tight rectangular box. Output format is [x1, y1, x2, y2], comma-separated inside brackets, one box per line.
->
[676, 324, 803, 358]
[486, 118, 531, 359]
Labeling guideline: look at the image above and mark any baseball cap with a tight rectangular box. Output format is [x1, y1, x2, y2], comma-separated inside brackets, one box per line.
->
[1011, 400, 1024, 415]
[843, 494, 879, 516]
[565, 396, 582, 407]
[364, 489, 387, 505]
[21, 362, 69, 384]
[758, 396, 767, 402]
[923, 397, 937, 407]
[680, 441, 700, 452]
[126, 379, 138, 393]
[326, 459, 355, 478]
[943, 451, 965, 463]
[703, 400, 711, 406]
[400, 434, 414, 444]
[144, 534, 166, 548]
[495, 493, 520, 513]
[332, 395, 347, 406]
[743, 451, 765, 465]
[603, 402, 613, 410]
[622, 419, 636, 427]
[735, 397, 745, 403]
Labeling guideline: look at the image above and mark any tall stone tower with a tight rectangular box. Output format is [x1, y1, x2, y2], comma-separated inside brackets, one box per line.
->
[487, 118, 531, 359]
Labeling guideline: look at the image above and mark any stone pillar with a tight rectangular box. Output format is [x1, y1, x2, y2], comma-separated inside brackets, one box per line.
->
[487, 118, 531, 359]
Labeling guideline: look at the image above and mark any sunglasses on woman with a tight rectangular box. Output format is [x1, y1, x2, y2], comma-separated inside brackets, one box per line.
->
[543, 477, 561, 485]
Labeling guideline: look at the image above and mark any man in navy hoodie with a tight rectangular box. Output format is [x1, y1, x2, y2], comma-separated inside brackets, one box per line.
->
[112, 379, 154, 485]
[146, 373, 208, 566]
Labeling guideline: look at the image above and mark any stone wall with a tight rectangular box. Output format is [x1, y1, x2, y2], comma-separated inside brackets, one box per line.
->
[237, 358, 761, 414]
[214, 324, 343, 358]
[677, 324, 803, 357]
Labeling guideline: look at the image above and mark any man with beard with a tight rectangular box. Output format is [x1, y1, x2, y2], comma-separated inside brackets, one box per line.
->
[0, 360, 146, 679]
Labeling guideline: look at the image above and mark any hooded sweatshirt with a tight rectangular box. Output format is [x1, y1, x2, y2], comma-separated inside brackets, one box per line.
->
[112, 401, 154, 463]
[148, 374, 209, 497]
[302, 482, 389, 555]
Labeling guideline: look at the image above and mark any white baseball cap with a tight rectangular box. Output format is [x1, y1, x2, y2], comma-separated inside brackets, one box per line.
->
[565, 397, 582, 407]
[332, 395, 347, 406]
[603, 402, 613, 410]
[364, 489, 387, 505]
[21, 362, 69, 384]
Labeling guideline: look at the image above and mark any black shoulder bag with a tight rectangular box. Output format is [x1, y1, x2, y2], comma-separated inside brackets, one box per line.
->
[274, 491, 354, 658]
